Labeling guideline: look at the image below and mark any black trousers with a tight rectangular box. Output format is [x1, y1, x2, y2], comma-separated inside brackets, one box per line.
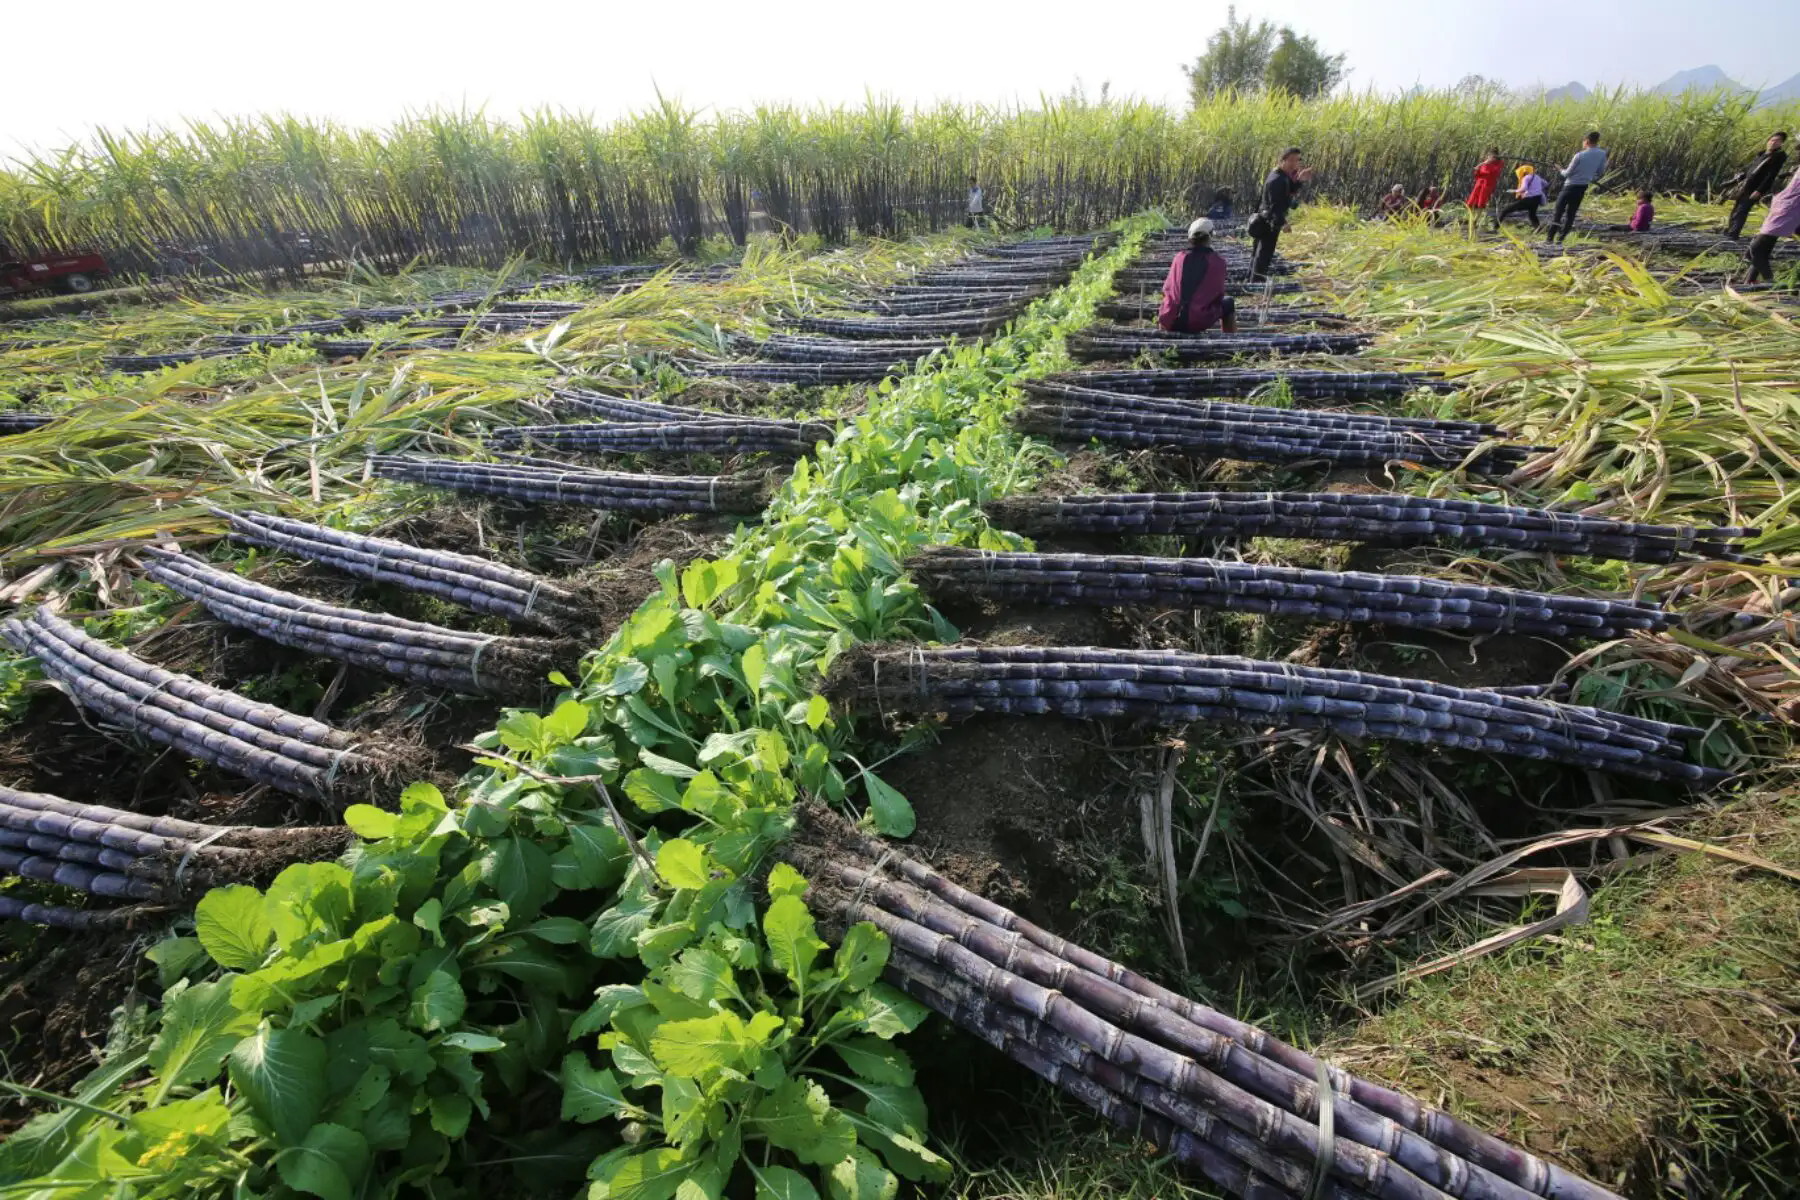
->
[1546, 183, 1588, 240]
[1251, 226, 1281, 280]
[1747, 234, 1779, 282]
[1494, 196, 1543, 227]
[1726, 192, 1762, 238]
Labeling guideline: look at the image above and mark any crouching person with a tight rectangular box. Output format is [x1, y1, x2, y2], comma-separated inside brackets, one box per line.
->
[1158, 217, 1238, 333]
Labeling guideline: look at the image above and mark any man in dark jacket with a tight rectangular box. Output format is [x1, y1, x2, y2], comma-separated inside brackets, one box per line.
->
[1725, 132, 1789, 238]
[1251, 147, 1313, 281]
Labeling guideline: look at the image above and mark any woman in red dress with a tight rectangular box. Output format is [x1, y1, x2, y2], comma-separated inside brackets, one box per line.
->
[1466, 148, 1505, 212]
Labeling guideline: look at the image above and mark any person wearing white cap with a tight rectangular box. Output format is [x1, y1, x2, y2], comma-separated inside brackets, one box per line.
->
[1157, 217, 1238, 334]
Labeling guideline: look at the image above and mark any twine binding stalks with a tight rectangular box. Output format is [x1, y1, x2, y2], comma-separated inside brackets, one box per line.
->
[827, 644, 1727, 786]
[783, 805, 1625, 1200]
[0, 608, 377, 801]
[0, 783, 347, 924]
[907, 546, 1674, 640]
[219, 508, 585, 630]
[142, 549, 576, 696]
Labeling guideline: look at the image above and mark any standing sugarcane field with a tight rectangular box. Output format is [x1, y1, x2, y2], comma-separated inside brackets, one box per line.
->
[5, 4, 1800, 1197]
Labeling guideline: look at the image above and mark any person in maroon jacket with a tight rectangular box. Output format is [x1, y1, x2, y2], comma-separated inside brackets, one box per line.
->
[1157, 218, 1237, 333]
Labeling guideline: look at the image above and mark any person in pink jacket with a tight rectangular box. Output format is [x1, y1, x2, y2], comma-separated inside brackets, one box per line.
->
[1157, 218, 1238, 333]
[1747, 170, 1800, 282]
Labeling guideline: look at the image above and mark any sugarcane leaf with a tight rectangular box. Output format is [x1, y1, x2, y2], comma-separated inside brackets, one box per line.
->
[657, 838, 711, 890]
[751, 1164, 821, 1200]
[832, 924, 888, 992]
[763, 895, 826, 989]
[275, 1122, 369, 1200]
[826, 1147, 897, 1200]
[560, 1052, 630, 1123]
[148, 979, 258, 1096]
[831, 1036, 914, 1086]
[194, 884, 274, 971]
[229, 1022, 328, 1146]
[407, 969, 466, 1033]
[860, 772, 914, 838]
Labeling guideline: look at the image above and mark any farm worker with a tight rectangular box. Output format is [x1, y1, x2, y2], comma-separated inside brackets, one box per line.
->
[1724, 131, 1788, 239]
[966, 177, 986, 229]
[1629, 190, 1655, 232]
[1745, 169, 1800, 283]
[1416, 184, 1444, 212]
[1250, 147, 1313, 281]
[1157, 218, 1238, 334]
[1466, 148, 1505, 211]
[1206, 188, 1234, 221]
[1377, 185, 1410, 219]
[1493, 165, 1547, 229]
[1545, 131, 1608, 243]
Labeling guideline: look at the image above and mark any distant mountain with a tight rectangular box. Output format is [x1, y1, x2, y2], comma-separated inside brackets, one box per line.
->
[1541, 81, 1590, 103]
[1758, 72, 1800, 107]
[1654, 65, 1748, 96]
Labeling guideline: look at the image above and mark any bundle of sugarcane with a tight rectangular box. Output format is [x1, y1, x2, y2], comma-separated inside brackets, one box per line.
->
[907, 546, 1671, 639]
[859, 284, 1043, 300]
[0, 783, 349, 927]
[315, 337, 462, 358]
[340, 305, 427, 323]
[1069, 327, 1374, 363]
[790, 308, 1021, 339]
[0, 609, 377, 801]
[490, 299, 587, 315]
[910, 268, 1077, 288]
[1024, 382, 1496, 435]
[846, 290, 1048, 316]
[0, 412, 54, 435]
[828, 644, 1725, 785]
[1096, 299, 1353, 326]
[489, 417, 831, 457]
[209, 333, 300, 348]
[681, 360, 907, 385]
[1042, 368, 1453, 400]
[985, 491, 1760, 564]
[548, 387, 736, 424]
[1017, 390, 1534, 473]
[407, 313, 556, 334]
[142, 549, 575, 696]
[218, 508, 584, 630]
[1114, 264, 1294, 286]
[368, 454, 767, 513]
[738, 334, 950, 364]
[280, 318, 349, 335]
[102, 346, 242, 373]
[781, 804, 1627, 1200]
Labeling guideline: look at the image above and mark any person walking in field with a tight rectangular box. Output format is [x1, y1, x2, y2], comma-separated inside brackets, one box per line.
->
[1493, 165, 1546, 229]
[1745, 169, 1800, 284]
[1158, 217, 1238, 334]
[1466, 148, 1505, 214]
[1628, 190, 1655, 232]
[1723, 131, 1788, 239]
[966, 176, 986, 229]
[1545, 131, 1608, 243]
[1250, 147, 1313, 281]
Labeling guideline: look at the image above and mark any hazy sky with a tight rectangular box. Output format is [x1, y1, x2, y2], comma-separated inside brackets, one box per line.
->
[7, 0, 1798, 155]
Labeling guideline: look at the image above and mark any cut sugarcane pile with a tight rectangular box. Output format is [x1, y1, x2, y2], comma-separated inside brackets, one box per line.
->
[986, 491, 1760, 564]
[850, 288, 1051, 316]
[316, 337, 463, 358]
[736, 334, 951, 364]
[684, 360, 913, 385]
[782, 806, 1626, 1200]
[369, 454, 767, 513]
[908, 546, 1672, 639]
[1069, 326, 1374, 362]
[789, 308, 1024, 339]
[143, 549, 576, 696]
[547, 387, 739, 424]
[489, 417, 831, 457]
[0, 608, 379, 801]
[0, 412, 54, 435]
[102, 346, 242, 373]
[1041, 367, 1452, 399]
[1097, 298, 1352, 326]
[0, 784, 347, 927]
[829, 644, 1726, 785]
[219, 509, 584, 630]
[1017, 384, 1536, 472]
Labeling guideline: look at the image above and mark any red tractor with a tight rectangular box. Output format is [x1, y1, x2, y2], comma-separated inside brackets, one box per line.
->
[0, 251, 113, 297]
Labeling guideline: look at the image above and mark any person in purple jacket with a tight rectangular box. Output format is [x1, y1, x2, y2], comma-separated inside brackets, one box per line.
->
[1746, 170, 1800, 283]
[1157, 218, 1237, 333]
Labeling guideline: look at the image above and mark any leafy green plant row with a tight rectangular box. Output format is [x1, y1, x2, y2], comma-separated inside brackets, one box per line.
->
[0, 217, 1156, 1200]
